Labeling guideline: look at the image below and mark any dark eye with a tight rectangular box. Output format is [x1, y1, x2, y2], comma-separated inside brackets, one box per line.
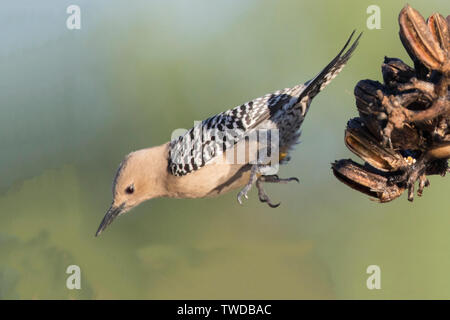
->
[125, 185, 134, 194]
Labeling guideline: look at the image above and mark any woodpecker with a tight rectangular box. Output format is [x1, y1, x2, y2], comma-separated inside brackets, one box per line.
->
[96, 31, 361, 236]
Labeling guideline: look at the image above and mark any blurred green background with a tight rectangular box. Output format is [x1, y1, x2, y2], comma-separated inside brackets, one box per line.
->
[1, 0, 449, 299]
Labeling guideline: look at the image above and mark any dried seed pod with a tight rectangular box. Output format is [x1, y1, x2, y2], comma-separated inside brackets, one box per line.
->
[333, 5, 449, 203]
[354, 79, 386, 140]
[426, 142, 450, 160]
[382, 57, 415, 86]
[399, 5, 448, 73]
[427, 13, 450, 54]
[332, 159, 405, 202]
[354, 80, 424, 150]
[345, 118, 407, 172]
[354, 80, 385, 117]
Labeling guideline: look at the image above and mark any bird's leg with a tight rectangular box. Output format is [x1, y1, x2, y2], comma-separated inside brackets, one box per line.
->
[237, 164, 259, 205]
[254, 174, 299, 208]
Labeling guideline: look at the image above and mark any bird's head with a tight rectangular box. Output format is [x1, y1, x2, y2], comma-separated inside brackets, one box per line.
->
[95, 144, 169, 236]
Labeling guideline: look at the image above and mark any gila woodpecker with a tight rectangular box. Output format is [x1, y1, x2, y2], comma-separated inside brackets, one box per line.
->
[96, 31, 361, 236]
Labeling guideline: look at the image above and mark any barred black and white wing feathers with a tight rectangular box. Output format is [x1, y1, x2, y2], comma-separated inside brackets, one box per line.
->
[168, 89, 289, 176]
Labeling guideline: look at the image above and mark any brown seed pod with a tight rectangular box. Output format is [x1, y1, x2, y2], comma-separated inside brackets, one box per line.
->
[399, 4, 447, 73]
[333, 5, 449, 203]
[382, 57, 416, 87]
[332, 159, 405, 203]
[427, 13, 450, 56]
[344, 118, 408, 172]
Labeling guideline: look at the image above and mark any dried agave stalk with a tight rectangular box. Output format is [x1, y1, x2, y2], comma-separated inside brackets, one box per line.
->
[332, 5, 449, 202]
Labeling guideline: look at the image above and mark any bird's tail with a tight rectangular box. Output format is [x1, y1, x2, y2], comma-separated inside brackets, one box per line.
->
[296, 30, 362, 113]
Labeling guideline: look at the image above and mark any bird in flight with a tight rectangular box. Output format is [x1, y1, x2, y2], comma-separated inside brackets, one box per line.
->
[96, 31, 361, 236]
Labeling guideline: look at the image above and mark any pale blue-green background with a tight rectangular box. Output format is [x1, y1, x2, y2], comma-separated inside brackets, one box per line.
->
[0, 0, 449, 299]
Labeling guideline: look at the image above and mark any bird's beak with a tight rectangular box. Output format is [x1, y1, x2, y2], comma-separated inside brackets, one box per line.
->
[95, 203, 125, 237]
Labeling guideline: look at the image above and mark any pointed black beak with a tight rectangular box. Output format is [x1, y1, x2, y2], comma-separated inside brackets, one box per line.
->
[95, 203, 125, 237]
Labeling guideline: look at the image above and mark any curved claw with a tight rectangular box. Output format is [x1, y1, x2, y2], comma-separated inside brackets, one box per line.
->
[267, 201, 281, 208]
[255, 178, 282, 208]
[237, 190, 248, 205]
[259, 194, 280, 208]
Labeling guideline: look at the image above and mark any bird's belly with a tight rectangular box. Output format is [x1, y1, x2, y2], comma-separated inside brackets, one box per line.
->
[168, 162, 251, 199]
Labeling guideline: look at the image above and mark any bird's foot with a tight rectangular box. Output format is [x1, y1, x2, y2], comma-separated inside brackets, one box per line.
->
[254, 174, 299, 208]
[237, 164, 259, 205]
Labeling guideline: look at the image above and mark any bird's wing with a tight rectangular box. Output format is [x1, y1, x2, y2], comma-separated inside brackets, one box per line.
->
[168, 31, 361, 177]
[168, 89, 289, 176]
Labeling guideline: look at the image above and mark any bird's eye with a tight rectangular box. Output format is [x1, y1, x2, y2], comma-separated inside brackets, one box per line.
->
[125, 185, 134, 194]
